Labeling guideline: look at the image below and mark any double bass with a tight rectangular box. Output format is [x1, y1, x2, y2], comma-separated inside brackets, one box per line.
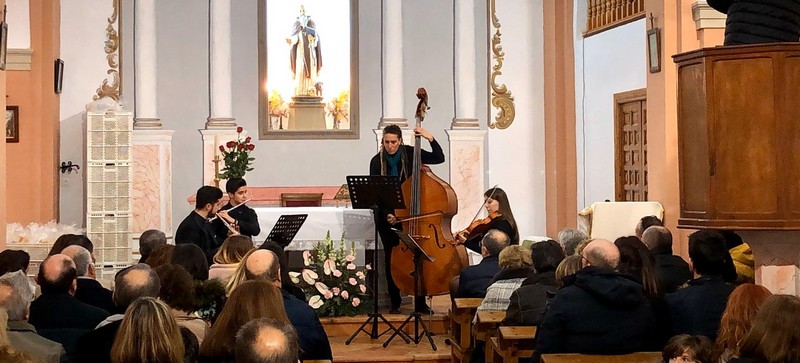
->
[391, 88, 464, 296]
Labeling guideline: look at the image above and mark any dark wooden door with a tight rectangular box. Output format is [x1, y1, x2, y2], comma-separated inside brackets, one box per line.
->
[614, 89, 648, 202]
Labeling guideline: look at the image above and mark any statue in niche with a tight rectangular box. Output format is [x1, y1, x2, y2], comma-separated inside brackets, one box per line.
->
[287, 5, 323, 97]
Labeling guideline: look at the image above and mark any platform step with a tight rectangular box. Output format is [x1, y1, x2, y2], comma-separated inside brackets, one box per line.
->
[321, 313, 449, 337]
[330, 335, 451, 363]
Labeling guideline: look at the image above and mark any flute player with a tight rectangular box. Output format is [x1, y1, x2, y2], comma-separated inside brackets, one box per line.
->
[212, 178, 261, 245]
[176, 185, 225, 263]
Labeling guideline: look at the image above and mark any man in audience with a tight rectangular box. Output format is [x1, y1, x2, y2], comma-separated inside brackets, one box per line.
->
[557, 228, 588, 256]
[532, 239, 655, 362]
[0, 272, 65, 363]
[243, 250, 332, 361]
[666, 230, 735, 341]
[635, 215, 663, 238]
[176, 185, 225, 261]
[74, 264, 161, 363]
[61, 245, 115, 313]
[642, 226, 692, 294]
[139, 229, 167, 263]
[453, 229, 508, 298]
[0, 250, 31, 276]
[235, 318, 300, 363]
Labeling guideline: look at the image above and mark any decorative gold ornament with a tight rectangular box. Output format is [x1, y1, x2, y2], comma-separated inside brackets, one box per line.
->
[94, 0, 121, 101]
[488, 0, 515, 130]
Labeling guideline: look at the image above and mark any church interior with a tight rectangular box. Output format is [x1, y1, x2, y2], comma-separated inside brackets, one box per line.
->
[2, 0, 800, 362]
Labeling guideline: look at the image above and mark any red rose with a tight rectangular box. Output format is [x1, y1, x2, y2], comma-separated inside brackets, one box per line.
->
[226, 141, 235, 148]
[245, 136, 252, 143]
[237, 126, 243, 133]
[218, 145, 225, 152]
[247, 144, 255, 151]
[238, 144, 245, 150]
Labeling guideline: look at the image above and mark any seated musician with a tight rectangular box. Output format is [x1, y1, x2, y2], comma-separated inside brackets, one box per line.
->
[212, 178, 260, 245]
[369, 124, 444, 313]
[455, 187, 519, 254]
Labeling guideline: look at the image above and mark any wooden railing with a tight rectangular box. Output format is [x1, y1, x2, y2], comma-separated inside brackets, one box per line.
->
[585, 0, 645, 36]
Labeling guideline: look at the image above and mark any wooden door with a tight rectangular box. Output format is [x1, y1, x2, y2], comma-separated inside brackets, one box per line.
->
[614, 89, 647, 202]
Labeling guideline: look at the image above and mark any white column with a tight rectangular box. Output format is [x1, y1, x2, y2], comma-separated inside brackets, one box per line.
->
[446, 129, 487, 230]
[206, 0, 237, 129]
[134, 0, 161, 129]
[452, 0, 479, 129]
[379, 0, 407, 128]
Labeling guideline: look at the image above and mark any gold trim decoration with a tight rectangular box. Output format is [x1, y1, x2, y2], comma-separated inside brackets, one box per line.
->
[94, 0, 121, 101]
[488, 0, 515, 129]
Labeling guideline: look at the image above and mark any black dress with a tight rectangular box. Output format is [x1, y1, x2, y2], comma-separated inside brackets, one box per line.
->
[461, 215, 517, 254]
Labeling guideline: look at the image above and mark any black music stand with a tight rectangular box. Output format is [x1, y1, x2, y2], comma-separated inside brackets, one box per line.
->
[266, 214, 308, 248]
[382, 228, 437, 350]
[345, 175, 411, 344]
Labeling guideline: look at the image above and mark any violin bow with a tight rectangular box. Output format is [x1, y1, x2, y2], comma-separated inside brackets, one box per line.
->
[466, 184, 500, 223]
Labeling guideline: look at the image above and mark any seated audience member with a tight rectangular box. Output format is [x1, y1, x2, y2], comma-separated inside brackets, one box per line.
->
[641, 226, 692, 294]
[729, 295, 800, 363]
[29, 254, 109, 355]
[635, 215, 663, 239]
[454, 229, 509, 298]
[155, 264, 210, 344]
[0, 272, 65, 363]
[666, 230, 735, 341]
[259, 240, 306, 301]
[236, 318, 300, 363]
[171, 243, 227, 323]
[477, 245, 532, 313]
[532, 239, 655, 363]
[554, 254, 582, 288]
[557, 228, 587, 256]
[61, 245, 115, 313]
[200, 280, 290, 362]
[48, 234, 94, 257]
[144, 244, 174, 268]
[719, 230, 755, 284]
[74, 264, 161, 363]
[713, 284, 772, 363]
[0, 250, 30, 276]
[241, 250, 333, 361]
[209, 235, 254, 285]
[0, 308, 37, 363]
[138, 229, 167, 263]
[504, 240, 565, 326]
[662, 334, 713, 363]
[111, 297, 184, 363]
[172, 243, 211, 281]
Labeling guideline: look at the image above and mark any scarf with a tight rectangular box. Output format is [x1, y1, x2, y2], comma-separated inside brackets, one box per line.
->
[384, 150, 402, 176]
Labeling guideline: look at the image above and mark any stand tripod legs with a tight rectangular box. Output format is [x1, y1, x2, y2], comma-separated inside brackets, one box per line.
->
[382, 311, 437, 350]
[346, 312, 411, 345]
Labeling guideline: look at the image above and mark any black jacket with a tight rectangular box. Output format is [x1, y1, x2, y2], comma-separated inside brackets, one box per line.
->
[368, 139, 445, 182]
[283, 290, 332, 361]
[651, 246, 692, 294]
[455, 255, 501, 298]
[666, 275, 734, 341]
[29, 293, 110, 357]
[212, 202, 261, 244]
[74, 319, 121, 363]
[708, 0, 800, 45]
[503, 270, 557, 326]
[531, 267, 656, 363]
[176, 211, 219, 257]
[75, 278, 116, 314]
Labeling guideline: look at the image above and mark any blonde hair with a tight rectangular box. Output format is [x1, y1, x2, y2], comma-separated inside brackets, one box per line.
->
[555, 255, 583, 288]
[213, 235, 254, 264]
[498, 245, 532, 270]
[111, 297, 184, 363]
[225, 249, 257, 295]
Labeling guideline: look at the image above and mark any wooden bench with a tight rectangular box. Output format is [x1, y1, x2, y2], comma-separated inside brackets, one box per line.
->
[540, 352, 662, 363]
[472, 310, 506, 343]
[449, 298, 483, 363]
[487, 326, 537, 363]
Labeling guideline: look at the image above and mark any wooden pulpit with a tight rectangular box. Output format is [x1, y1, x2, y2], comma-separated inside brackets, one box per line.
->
[674, 43, 800, 230]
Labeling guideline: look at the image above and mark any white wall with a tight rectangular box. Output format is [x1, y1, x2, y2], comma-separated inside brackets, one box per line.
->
[574, 1, 647, 211]
[7, 0, 30, 49]
[487, 0, 547, 237]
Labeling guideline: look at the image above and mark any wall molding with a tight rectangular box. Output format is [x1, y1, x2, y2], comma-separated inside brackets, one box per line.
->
[692, 0, 726, 30]
[6, 48, 33, 71]
[487, 0, 515, 130]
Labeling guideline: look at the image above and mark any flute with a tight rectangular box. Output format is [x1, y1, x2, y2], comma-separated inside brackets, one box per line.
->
[208, 198, 252, 222]
[218, 214, 239, 235]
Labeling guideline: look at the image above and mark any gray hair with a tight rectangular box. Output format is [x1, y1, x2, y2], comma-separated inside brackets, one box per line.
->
[0, 271, 34, 321]
[558, 228, 588, 256]
[481, 229, 510, 257]
[113, 264, 161, 310]
[584, 240, 620, 270]
[235, 318, 299, 363]
[62, 245, 92, 277]
[642, 226, 673, 252]
[139, 229, 167, 261]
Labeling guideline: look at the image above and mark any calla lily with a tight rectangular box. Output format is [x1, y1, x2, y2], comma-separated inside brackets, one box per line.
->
[346, 263, 356, 270]
[360, 284, 367, 294]
[324, 290, 334, 299]
[323, 259, 336, 275]
[303, 250, 312, 266]
[341, 290, 349, 300]
[288, 271, 301, 284]
[302, 269, 318, 285]
[333, 270, 342, 277]
[352, 297, 361, 307]
[349, 277, 358, 286]
[356, 271, 365, 279]
[315, 282, 330, 295]
[345, 254, 356, 262]
[309, 295, 324, 309]
[365, 264, 372, 270]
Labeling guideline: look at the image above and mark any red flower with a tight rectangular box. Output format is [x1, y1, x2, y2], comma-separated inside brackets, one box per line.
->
[237, 126, 243, 133]
[238, 144, 245, 150]
[218, 145, 225, 152]
[226, 141, 235, 148]
[245, 136, 252, 143]
[247, 144, 255, 151]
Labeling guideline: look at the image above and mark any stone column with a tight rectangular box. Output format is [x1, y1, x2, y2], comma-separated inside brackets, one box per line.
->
[691, 0, 727, 47]
[452, 0, 479, 129]
[206, 0, 237, 129]
[379, 0, 407, 128]
[132, 130, 175, 255]
[134, 0, 161, 129]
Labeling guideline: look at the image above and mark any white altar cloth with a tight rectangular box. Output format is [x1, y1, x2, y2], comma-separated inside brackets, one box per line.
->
[252, 207, 376, 254]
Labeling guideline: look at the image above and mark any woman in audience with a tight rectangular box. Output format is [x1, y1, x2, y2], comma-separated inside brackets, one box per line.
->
[48, 234, 94, 256]
[615, 236, 660, 297]
[144, 244, 175, 268]
[714, 284, 772, 362]
[476, 245, 532, 313]
[155, 264, 210, 344]
[172, 244, 210, 281]
[200, 280, 290, 362]
[729, 294, 800, 363]
[0, 250, 30, 275]
[662, 334, 713, 363]
[455, 187, 520, 252]
[111, 297, 185, 363]
[504, 240, 565, 326]
[259, 240, 306, 301]
[209, 235, 254, 285]
[555, 254, 582, 288]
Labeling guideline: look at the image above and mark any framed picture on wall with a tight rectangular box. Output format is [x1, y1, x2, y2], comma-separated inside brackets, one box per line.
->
[647, 27, 661, 73]
[6, 106, 19, 143]
[54, 59, 64, 94]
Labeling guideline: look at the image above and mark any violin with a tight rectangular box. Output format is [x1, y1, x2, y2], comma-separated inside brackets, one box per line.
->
[456, 211, 502, 244]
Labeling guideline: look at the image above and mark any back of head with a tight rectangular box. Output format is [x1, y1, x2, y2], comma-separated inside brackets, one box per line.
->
[226, 177, 247, 194]
[715, 283, 772, 359]
[662, 334, 713, 363]
[582, 239, 620, 270]
[557, 228, 588, 256]
[195, 185, 223, 210]
[717, 229, 744, 250]
[481, 229, 510, 257]
[111, 297, 184, 363]
[49, 234, 94, 255]
[0, 271, 34, 322]
[144, 244, 175, 269]
[37, 254, 77, 294]
[244, 250, 280, 283]
[171, 244, 210, 281]
[214, 235, 255, 265]
[154, 264, 197, 313]
[531, 240, 565, 273]
[257, 240, 293, 290]
[641, 226, 672, 252]
[498, 245, 532, 270]
[615, 236, 659, 296]
[235, 318, 299, 363]
[139, 230, 167, 262]
[113, 264, 161, 311]
[636, 215, 663, 237]
[738, 295, 800, 363]
[555, 255, 582, 288]
[61, 245, 92, 277]
[688, 230, 730, 277]
[0, 250, 30, 276]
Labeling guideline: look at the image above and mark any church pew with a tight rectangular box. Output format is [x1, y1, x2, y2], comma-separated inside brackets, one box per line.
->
[472, 311, 505, 363]
[449, 298, 483, 363]
[487, 326, 537, 363]
[540, 352, 662, 363]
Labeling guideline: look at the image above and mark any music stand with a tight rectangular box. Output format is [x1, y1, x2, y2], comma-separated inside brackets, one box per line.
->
[266, 214, 308, 248]
[382, 228, 438, 350]
[345, 176, 411, 345]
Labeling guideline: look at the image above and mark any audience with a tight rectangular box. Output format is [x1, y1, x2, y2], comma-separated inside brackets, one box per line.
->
[235, 318, 300, 363]
[554, 255, 582, 288]
[139, 229, 168, 264]
[477, 245, 532, 313]
[635, 215, 663, 238]
[209, 235, 254, 285]
[719, 230, 755, 284]
[48, 234, 94, 257]
[666, 230, 735, 341]
[662, 334, 713, 363]
[172, 243, 211, 281]
[454, 229, 509, 298]
[615, 236, 660, 298]
[259, 240, 307, 301]
[180, 326, 201, 363]
[155, 264, 210, 344]
[144, 244, 175, 268]
[641, 226, 692, 294]
[532, 239, 655, 362]
[0, 250, 30, 276]
[111, 297, 185, 363]
[729, 295, 800, 363]
[714, 284, 773, 362]
[61, 245, 115, 313]
[0, 308, 37, 363]
[504, 240, 564, 326]
[557, 228, 587, 256]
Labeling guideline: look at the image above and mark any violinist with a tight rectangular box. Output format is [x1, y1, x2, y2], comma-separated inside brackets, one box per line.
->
[212, 178, 261, 245]
[455, 187, 519, 254]
[369, 124, 445, 313]
[176, 185, 225, 262]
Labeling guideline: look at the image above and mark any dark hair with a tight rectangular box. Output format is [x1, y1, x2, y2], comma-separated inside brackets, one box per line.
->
[636, 215, 663, 236]
[0, 250, 30, 275]
[155, 264, 197, 313]
[717, 230, 744, 249]
[738, 295, 800, 363]
[144, 245, 175, 269]
[688, 230, 731, 277]
[37, 256, 77, 294]
[171, 244, 210, 281]
[382, 124, 403, 140]
[235, 318, 299, 363]
[180, 326, 200, 363]
[113, 264, 161, 310]
[662, 334, 713, 363]
[485, 187, 519, 244]
[139, 230, 167, 262]
[531, 240, 565, 273]
[49, 234, 94, 255]
[615, 236, 660, 297]
[225, 178, 247, 194]
[195, 186, 223, 210]
[481, 229, 510, 256]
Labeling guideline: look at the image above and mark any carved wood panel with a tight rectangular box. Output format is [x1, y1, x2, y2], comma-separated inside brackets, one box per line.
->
[614, 89, 647, 202]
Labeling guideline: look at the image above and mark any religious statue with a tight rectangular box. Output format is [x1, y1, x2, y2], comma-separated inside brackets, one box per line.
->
[287, 5, 323, 97]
